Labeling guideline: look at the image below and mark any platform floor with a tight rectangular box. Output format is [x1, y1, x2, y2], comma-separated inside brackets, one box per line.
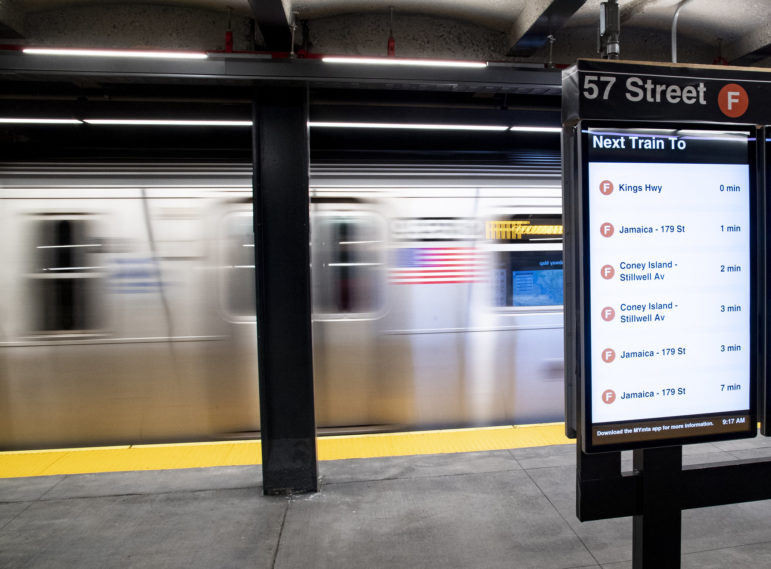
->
[4, 434, 771, 568]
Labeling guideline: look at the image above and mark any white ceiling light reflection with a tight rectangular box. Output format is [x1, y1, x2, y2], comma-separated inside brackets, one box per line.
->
[0, 118, 83, 124]
[23, 48, 208, 60]
[308, 121, 507, 131]
[509, 126, 562, 133]
[84, 119, 251, 126]
[322, 56, 486, 69]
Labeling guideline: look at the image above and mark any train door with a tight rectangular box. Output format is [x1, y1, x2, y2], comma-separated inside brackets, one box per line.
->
[487, 215, 565, 424]
[211, 208, 261, 434]
[310, 206, 387, 429]
[382, 194, 490, 428]
[1, 210, 110, 448]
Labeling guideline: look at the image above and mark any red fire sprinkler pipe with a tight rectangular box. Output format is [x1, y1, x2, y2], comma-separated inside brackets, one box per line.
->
[387, 7, 395, 56]
[225, 6, 233, 53]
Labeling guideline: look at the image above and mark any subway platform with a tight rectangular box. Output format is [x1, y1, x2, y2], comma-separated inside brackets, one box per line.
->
[3, 425, 771, 569]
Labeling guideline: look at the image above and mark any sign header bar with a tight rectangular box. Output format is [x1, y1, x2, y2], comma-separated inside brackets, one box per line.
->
[563, 59, 771, 125]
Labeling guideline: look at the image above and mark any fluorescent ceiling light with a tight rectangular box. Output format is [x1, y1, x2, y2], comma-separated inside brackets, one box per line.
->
[509, 126, 562, 133]
[322, 56, 486, 69]
[84, 119, 251, 126]
[23, 48, 207, 60]
[309, 121, 507, 131]
[0, 118, 83, 124]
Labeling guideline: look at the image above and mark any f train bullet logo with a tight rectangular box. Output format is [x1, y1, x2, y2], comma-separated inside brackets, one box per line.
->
[600, 222, 614, 237]
[599, 180, 614, 195]
[601, 348, 616, 363]
[601, 264, 615, 279]
[602, 389, 616, 404]
[601, 306, 615, 321]
[718, 84, 748, 118]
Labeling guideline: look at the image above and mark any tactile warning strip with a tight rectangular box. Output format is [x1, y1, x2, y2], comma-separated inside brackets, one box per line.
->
[0, 423, 571, 478]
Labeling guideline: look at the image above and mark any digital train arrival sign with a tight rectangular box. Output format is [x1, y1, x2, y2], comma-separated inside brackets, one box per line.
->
[580, 122, 757, 452]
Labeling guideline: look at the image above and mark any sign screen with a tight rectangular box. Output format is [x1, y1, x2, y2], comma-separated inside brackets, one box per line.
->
[582, 123, 756, 451]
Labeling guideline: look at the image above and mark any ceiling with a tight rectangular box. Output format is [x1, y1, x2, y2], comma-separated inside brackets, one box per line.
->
[2, 0, 771, 162]
[3, 0, 771, 66]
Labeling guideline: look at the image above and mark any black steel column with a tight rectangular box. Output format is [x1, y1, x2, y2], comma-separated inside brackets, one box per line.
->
[632, 446, 682, 568]
[252, 86, 318, 495]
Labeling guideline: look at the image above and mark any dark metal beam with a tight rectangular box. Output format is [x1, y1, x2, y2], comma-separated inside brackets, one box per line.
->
[253, 85, 317, 495]
[507, 0, 587, 58]
[578, 448, 771, 522]
[682, 459, 771, 508]
[311, 105, 560, 127]
[248, 0, 292, 52]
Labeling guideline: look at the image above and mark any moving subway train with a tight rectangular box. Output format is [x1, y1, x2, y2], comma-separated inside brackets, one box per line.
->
[0, 160, 563, 450]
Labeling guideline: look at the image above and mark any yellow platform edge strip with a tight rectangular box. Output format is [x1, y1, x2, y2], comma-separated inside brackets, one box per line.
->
[0, 423, 572, 479]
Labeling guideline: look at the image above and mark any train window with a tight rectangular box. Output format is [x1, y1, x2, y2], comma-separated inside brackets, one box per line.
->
[312, 214, 385, 315]
[493, 250, 563, 308]
[488, 214, 563, 309]
[223, 213, 256, 317]
[29, 217, 103, 334]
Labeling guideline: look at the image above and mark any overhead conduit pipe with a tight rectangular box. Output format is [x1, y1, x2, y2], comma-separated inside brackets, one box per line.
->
[672, 0, 694, 63]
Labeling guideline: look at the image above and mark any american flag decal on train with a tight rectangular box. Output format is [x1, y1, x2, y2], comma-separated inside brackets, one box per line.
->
[390, 247, 486, 284]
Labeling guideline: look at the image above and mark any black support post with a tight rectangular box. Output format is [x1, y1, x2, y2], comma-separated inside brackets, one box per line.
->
[632, 446, 682, 569]
[576, 448, 636, 521]
[252, 86, 318, 495]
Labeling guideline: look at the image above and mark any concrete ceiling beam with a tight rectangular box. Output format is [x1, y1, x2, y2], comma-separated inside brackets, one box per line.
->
[724, 21, 771, 66]
[507, 0, 586, 57]
[249, 0, 292, 51]
[0, 0, 24, 39]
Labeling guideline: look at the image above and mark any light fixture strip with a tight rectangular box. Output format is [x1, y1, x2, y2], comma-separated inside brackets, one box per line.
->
[0, 118, 561, 133]
[509, 126, 562, 133]
[0, 118, 83, 124]
[308, 121, 507, 131]
[322, 56, 486, 69]
[23, 48, 208, 60]
[83, 119, 252, 126]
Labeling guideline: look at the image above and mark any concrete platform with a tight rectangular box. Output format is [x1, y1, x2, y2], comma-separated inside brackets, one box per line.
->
[4, 436, 771, 569]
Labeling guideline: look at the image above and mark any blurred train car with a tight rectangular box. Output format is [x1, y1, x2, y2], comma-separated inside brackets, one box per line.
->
[0, 161, 563, 450]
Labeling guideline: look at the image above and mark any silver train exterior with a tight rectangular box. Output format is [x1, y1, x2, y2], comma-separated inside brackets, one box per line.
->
[0, 162, 564, 450]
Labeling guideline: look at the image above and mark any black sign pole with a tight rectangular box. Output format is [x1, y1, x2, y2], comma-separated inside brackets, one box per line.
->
[632, 446, 682, 569]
